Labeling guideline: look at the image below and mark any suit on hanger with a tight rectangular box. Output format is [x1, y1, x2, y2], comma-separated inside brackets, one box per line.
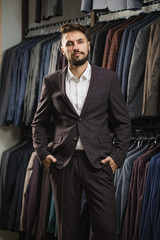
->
[139, 152, 160, 240]
[121, 12, 159, 101]
[114, 143, 150, 240]
[116, 13, 153, 87]
[5, 38, 42, 125]
[101, 19, 126, 69]
[122, 144, 160, 240]
[107, 0, 142, 12]
[127, 16, 160, 119]
[142, 19, 160, 116]
[106, 15, 144, 71]
[0, 45, 22, 125]
[92, 20, 124, 66]
[81, 0, 142, 12]
[41, 0, 63, 20]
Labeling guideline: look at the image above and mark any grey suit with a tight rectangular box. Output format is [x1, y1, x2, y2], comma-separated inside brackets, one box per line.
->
[42, 0, 63, 20]
[81, 0, 142, 12]
[107, 0, 142, 12]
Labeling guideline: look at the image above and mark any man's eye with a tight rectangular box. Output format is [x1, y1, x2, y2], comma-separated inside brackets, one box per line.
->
[66, 42, 73, 46]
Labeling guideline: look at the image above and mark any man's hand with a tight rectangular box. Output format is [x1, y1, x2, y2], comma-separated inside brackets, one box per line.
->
[42, 155, 57, 169]
[101, 156, 118, 173]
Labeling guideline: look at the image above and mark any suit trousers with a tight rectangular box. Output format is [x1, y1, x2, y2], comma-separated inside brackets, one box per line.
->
[49, 150, 116, 240]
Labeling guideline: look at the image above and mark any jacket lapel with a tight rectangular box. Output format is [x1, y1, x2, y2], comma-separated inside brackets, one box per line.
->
[80, 64, 100, 116]
[58, 64, 100, 117]
[58, 66, 78, 116]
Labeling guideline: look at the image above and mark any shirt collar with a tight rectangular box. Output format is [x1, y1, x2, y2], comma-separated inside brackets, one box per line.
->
[67, 62, 91, 82]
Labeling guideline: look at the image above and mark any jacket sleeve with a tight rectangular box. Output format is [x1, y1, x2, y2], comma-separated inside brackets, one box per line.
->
[32, 78, 52, 163]
[108, 72, 131, 167]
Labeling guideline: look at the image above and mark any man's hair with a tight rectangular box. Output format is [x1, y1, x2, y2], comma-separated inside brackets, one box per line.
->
[60, 23, 89, 40]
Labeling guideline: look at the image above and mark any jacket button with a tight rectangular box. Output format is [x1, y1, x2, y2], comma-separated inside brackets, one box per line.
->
[79, 118, 82, 122]
[73, 137, 78, 141]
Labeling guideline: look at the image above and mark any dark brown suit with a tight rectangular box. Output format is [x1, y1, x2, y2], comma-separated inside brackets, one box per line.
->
[32, 64, 131, 240]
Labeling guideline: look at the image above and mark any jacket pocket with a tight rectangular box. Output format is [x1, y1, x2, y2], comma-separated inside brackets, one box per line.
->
[98, 135, 112, 143]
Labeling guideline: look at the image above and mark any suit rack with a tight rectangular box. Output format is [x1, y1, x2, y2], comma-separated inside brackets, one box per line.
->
[131, 116, 160, 130]
[96, 0, 160, 22]
[25, 0, 160, 37]
[25, 15, 91, 37]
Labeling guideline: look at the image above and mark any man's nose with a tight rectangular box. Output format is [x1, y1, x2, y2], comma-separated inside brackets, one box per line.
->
[73, 43, 79, 51]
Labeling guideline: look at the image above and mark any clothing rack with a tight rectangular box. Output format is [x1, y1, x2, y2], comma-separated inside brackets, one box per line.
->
[131, 128, 160, 141]
[97, 0, 160, 22]
[25, 0, 160, 38]
[25, 15, 91, 37]
[131, 117, 160, 130]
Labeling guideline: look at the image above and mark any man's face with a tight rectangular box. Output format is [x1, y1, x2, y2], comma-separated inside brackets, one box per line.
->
[61, 30, 90, 66]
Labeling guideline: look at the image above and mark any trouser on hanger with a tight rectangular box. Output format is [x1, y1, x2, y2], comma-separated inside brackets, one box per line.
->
[49, 150, 116, 240]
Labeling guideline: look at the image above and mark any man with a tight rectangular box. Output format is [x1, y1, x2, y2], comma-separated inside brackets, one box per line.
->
[32, 23, 131, 240]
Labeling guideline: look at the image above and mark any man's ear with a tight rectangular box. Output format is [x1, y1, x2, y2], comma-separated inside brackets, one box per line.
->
[61, 46, 65, 55]
[88, 41, 90, 51]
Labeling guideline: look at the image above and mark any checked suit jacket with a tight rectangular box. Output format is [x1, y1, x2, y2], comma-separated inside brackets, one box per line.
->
[32, 64, 131, 169]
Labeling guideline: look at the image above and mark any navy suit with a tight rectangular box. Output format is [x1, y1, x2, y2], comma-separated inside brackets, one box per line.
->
[6, 38, 41, 124]
[122, 144, 160, 240]
[114, 143, 150, 240]
[37, 35, 61, 103]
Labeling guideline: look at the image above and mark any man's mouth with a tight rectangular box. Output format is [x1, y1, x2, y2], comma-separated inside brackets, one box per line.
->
[72, 52, 83, 57]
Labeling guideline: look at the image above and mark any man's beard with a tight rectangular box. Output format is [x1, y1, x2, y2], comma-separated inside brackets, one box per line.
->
[69, 53, 89, 66]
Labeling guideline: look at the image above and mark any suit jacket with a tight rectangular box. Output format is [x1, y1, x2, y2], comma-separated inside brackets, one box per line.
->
[102, 19, 126, 69]
[92, 20, 124, 66]
[116, 13, 152, 85]
[121, 12, 159, 101]
[122, 144, 160, 240]
[142, 19, 160, 116]
[114, 144, 150, 240]
[32, 64, 131, 169]
[139, 152, 160, 240]
[106, 16, 144, 71]
[127, 16, 160, 119]
[81, 0, 142, 12]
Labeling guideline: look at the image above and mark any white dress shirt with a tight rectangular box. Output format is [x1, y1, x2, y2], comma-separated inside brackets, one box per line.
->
[65, 62, 91, 149]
